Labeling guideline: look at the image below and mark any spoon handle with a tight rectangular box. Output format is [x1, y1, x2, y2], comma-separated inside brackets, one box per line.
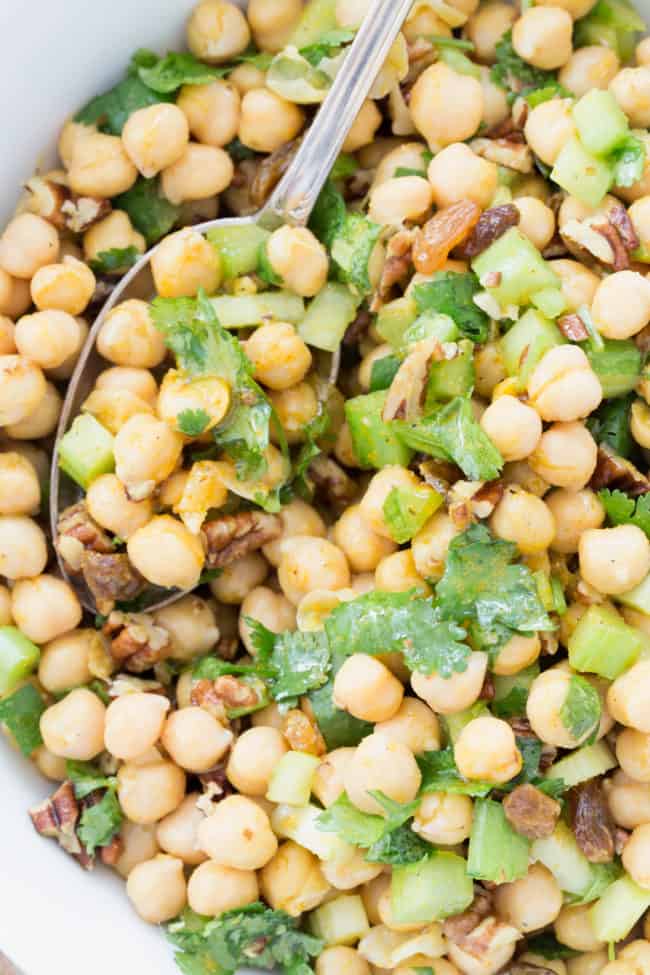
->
[258, 0, 415, 230]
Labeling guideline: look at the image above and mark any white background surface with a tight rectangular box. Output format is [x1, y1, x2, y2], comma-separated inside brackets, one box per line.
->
[0, 3, 255, 973]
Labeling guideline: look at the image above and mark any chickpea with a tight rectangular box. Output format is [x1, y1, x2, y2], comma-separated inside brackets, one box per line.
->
[579, 524, 650, 596]
[427, 143, 498, 210]
[229, 62, 266, 95]
[361, 873, 391, 927]
[622, 825, 650, 890]
[11, 574, 81, 644]
[495, 863, 563, 932]
[0, 213, 59, 280]
[619, 940, 650, 971]
[29, 256, 95, 317]
[617, 728, 650, 782]
[333, 505, 398, 574]
[524, 98, 576, 167]
[239, 586, 296, 655]
[247, 0, 302, 51]
[104, 693, 170, 761]
[38, 629, 96, 694]
[324, 847, 383, 892]
[126, 854, 187, 924]
[0, 316, 15, 356]
[7, 378, 58, 440]
[33, 745, 67, 781]
[528, 668, 592, 747]
[40, 688, 106, 761]
[267, 382, 318, 445]
[559, 45, 620, 97]
[528, 345, 602, 423]
[609, 67, 650, 128]
[117, 756, 186, 825]
[68, 131, 137, 197]
[187, 0, 251, 63]
[239, 89, 305, 153]
[95, 366, 158, 405]
[480, 396, 542, 463]
[198, 794, 277, 869]
[261, 841, 331, 916]
[543, 488, 605, 555]
[128, 515, 205, 591]
[555, 904, 605, 952]
[0, 270, 30, 320]
[312, 747, 355, 808]
[448, 937, 516, 975]
[529, 421, 598, 490]
[600, 963, 636, 975]
[86, 473, 152, 540]
[83, 210, 145, 265]
[316, 947, 371, 975]
[592, 270, 650, 339]
[162, 706, 232, 773]
[510, 197, 555, 251]
[121, 103, 189, 179]
[565, 952, 609, 975]
[607, 771, 650, 829]
[0, 452, 40, 515]
[176, 81, 240, 150]
[83, 386, 154, 437]
[373, 143, 428, 187]
[410, 63, 483, 151]
[375, 549, 430, 595]
[150, 227, 222, 298]
[15, 310, 82, 370]
[637, 37, 650, 66]
[0, 515, 47, 580]
[115, 414, 183, 500]
[467, 2, 517, 62]
[154, 595, 220, 663]
[265, 226, 329, 298]
[278, 536, 350, 606]
[413, 792, 473, 845]
[547, 259, 599, 314]
[0, 585, 12, 626]
[608, 661, 650, 733]
[188, 860, 259, 917]
[412, 651, 487, 715]
[227, 726, 288, 796]
[480, 64, 510, 127]
[512, 7, 573, 70]
[373, 699, 439, 756]
[245, 322, 312, 392]
[490, 486, 556, 555]
[368, 175, 434, 226]
[493, 634, 541, 677]
[156, 794, 207, 866]
[342, 100, 382, 154]
[333, 654, 404, 723]
[97, 299, 166, 368]
[360, 467, 425, 541]
[210, 551, 269, 605]
[345, 733, 421, 815]
[161, 142, 233, 205]
[455, 715, 522, 783]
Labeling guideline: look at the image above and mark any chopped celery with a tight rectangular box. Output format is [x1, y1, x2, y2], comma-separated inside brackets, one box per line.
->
[403, 312, 460, 348]
[345, 391, 414, 469]
[298, 282, 359, 352]
[330, 213, 382, 295]
[439, 48, 481, 78]
[391, 853, 474, 924]
[568, 604, 643, 679]
[383, 482, 443, 544]
[551, 138, 613, 208]
[0, 627, 41, 696]
[535, 570, 555, 612]
[310, 894, 370, 946]
[290, 0, 338, 47]
[499, 309, 566, 390]
[545, 741, 617, 788]
[266, 752, 320, 806]
[444, 701, 489, 743]
[271, 803, 354, 861]
[531, 287, 567, 319]
[586, 338, 641, 398]
[589, 873, 650, 943]
[426, 339, 475, 406]
[376, 296, 418, 347]
[205, 225, 269, 279]
[572, 90, 629, 156]
[574, 0, 645, 62]
[532, 821, 596, 897]
[467, 799, 530, 884]
[210, 292, 304, 327]
[472, 228, 560, 307]
[492, 664, 540, 718]
[58, 414, 115, 490]
[618, 571, 650, 615]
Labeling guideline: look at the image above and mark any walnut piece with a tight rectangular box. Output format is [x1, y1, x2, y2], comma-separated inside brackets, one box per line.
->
[57, 501, 114, 572]
[202, 511, 281, 569]
[81, 550, 145, 615]
[104, 611, 171, 673]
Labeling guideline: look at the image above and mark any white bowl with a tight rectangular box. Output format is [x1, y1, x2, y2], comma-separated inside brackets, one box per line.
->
[0, 4, 257, 973]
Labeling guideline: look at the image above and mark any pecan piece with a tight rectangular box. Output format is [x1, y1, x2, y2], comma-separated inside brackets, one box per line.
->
[372, 229, 415, 309]
[590, 444, 650, 496]
[470, 137, 533, 173]
[557, 313, 589, 342]
[251, 138, 302, 208]
[569, 778, 616, 863]
[308, 455, 358, 510]
[343, 308, 372, 346]
[29, 781, 91, 867]
[609, 203, 640, 253]
[593, 221, 630, 271]
[382, 338, 443, 422]
[57, 500, 114, 573]
[283, 709, 327, 756]
[202, 511, 281, 570]
[197, 764, 234, 813]
[81, 550, 145, 615]
[462, 204, 520, 259]
[99, 835, 124, 866]
[503, 783, 561, 839]
[508, 964, 557, 975]
[25, 175, 111, 232]
[443, 889, 493, 952]
[104, 611, 171, 673]
[412, 200, 481, 274]
[191, 675, 258, 719]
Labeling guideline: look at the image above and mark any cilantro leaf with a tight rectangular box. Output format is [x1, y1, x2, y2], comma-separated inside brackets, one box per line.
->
[525, 933, 580, 960]
[66, 760, 115, 799]
[366, 822, 431, 865]
[491, 30, 565, 103]
[330, 153, 359, 181]
[369, 791, 421, 829]
[114, 176, 180, 245]
[308, 674, 373, 751]
[560, 674, 602, 743]
[330, 212, 382, 296]
[242, 619, 330, 707]
[413, 271, 488, 343]
[492, 685, 529, 719]
[395, 396, 504, 482]
[177, 408, 210, 437]
[89, 246, 139, 276]
[75, 74, 172, 134]
[299, 28, 356, 66]
[0, 684, 44, 755]
[383, 483, 442, 544]
[436, 524, 554, 658]
[526, 83, 572, 107]
[309, 179, 347, 250]
[417, 747, 493, 797]
[292, 405, 331, 498]
[609, 134, 647, 187]
[324, 590, 470, 678]
[394, 166, 428, 179]
[138, 51, 228, 93]
[166, 903, 323, 975]
[316, 793, 385, 847]
[599, 488, 650, 537]
[587, 394, 634, 457]
[77, 789, 123, 855]
[369, 355, 400, 393]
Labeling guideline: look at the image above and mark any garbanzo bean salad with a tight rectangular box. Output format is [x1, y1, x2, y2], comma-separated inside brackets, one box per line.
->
[6, 0, 650, 972]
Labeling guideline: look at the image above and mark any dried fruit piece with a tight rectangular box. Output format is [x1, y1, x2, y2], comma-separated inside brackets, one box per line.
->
[412, 200, 481, 274]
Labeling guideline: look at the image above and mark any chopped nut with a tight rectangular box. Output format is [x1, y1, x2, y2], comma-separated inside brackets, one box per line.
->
[372, 229, 415, 309]
[382, 338, 443, 422]
[202, 511, 281, 570]
[569, 778, 616, 863]
[196, 764, 233, 814]
[99, 835, 124, 866]
[29, 781, 92, 868]
[609, 203, 640, 253]
[590, 444, 650, 496]
[190, 675, 260, 719]
[470, 137, 533, 174]
[61, 195, 111, 233]
[593, 221, 630, 271]
[104, 611, 171, 673]
[412, 200, 481, 274]
[503, 783, 561, 839]
[557, 313, 589, 342]
[283, 709, 327, 756]
[462, 204, 520, 259]
[308, 455, 359, 511]
[24, 175, 111, 232]
[560, 217, 616, 266]
[81, 550, 145, 616]
[57, 501, 114, 573]
[472, 479, 505, 518]
[443, 889, 493, 953]
[343, 308, 372, 346]
[250, 138, 302, 208]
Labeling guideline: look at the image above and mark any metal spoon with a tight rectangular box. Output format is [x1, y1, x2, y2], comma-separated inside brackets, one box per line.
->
[51, 0, 415, 613]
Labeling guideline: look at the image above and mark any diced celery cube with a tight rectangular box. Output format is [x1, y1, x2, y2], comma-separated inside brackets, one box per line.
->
[310, 894, 370, 946]
[467, 799, 530, 883]
[290, 0, 338, 47]
[531, 288, 567, 319]
[345, 391, 414, 469]
[618, 572, 650, 615]
[206, 225, 269, 279]
[391, 853, 474, 924]
[402, 312, 459, 348]
[426, 339, 475, 405]
[376, 296, 418, 347]
[532, 821, 595, 896]
[210, 292, 304, 327]
[270, 803, 353, 861]
[587, 338, 641, 398]
[299, 282, 359, 352]
[545, 741, 617, 789]
[551, 137, 613, 208]
[0, 627, 41, 695]
[590, 874, 650, 943]
[472, 228, 560, 307]
[499, 309, 566, 389]
[569, 604, 643, 679]
[266, 751, 320, 806]
[58, 414, 115, 490]
[445, 701, 489, 743]
[573, 90, 629, 156]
